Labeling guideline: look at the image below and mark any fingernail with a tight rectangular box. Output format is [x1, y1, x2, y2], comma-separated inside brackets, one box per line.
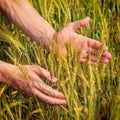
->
[52, 77, 57, 82]
[105, 46, 108, 51]
[86, 16, 90, 19]
[63, 100, 67, 104]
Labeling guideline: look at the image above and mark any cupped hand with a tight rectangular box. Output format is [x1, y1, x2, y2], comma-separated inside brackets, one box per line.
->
[56, 17, 111, 65]
[6, 64, 66, 105]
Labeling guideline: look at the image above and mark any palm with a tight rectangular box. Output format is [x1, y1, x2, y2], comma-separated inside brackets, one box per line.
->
[56, 17, 111, 65]
[8, 65, 66, 104]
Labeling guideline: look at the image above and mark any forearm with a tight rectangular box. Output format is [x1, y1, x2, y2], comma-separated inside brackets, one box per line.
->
[0, 60, 19, 84]
[0, 0, 56, 49]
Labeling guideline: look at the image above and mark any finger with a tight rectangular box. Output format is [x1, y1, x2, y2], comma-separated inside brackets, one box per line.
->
[80, 48, 92, 61]
[80, 50, 88, 58]
[32, 87, 67, 105]
[88, 38, 109, 51]
[89, 55, 109, 63]
[91, 49, 111, 59]
[36, 81, 65, 99]
[80, 55, 109, 65]
[31, 74, 65, 99]
[101, 51, 111, 59]
[77, 35, 108, 51]
[80, 57, 87, 63]
[88, 61, 97, 66]
[80, 57, 97, 66]
[33, 66, 57, 82]
[73, 16, 90, 31]
[99, 57, 109, 63]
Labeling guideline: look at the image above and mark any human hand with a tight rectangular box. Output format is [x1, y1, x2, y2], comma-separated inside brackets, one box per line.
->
[5, 64, 66, 105]
[56, 17, 111, 65]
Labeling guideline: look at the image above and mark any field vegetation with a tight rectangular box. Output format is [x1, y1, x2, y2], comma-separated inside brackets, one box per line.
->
[0, 0, 120, 119]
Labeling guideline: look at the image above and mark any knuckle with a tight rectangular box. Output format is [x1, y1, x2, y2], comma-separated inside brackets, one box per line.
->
[45, 99, 53, 104]
[34, 65, 40, 70]
[66, 22, 72, 27]
[51, 91, 56, 97]
[45, 71, 51, 77]
[33, 65, 43, 73]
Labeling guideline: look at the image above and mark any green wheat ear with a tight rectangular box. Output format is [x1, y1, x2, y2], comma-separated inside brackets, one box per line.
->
[3, 50, 29, 81]
[0, 29, 25, 53]
[0, 84, 8, 97]
[96, 42, 106, 63]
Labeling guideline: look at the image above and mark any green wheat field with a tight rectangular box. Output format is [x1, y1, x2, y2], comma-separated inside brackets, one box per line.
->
[0, 0, 120, 120]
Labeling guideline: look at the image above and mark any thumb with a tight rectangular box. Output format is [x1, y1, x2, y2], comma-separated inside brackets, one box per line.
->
[73, 16, 90, 31]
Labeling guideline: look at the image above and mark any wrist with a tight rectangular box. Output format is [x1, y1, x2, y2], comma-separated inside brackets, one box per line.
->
[0, 61, 7, 82]
[0, 61, 15, 83]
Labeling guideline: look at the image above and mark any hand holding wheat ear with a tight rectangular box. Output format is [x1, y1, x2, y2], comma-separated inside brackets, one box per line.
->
[56, 17, 111, 65]
[1, 62, 66, 105]
[0, 0, 111, 66]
